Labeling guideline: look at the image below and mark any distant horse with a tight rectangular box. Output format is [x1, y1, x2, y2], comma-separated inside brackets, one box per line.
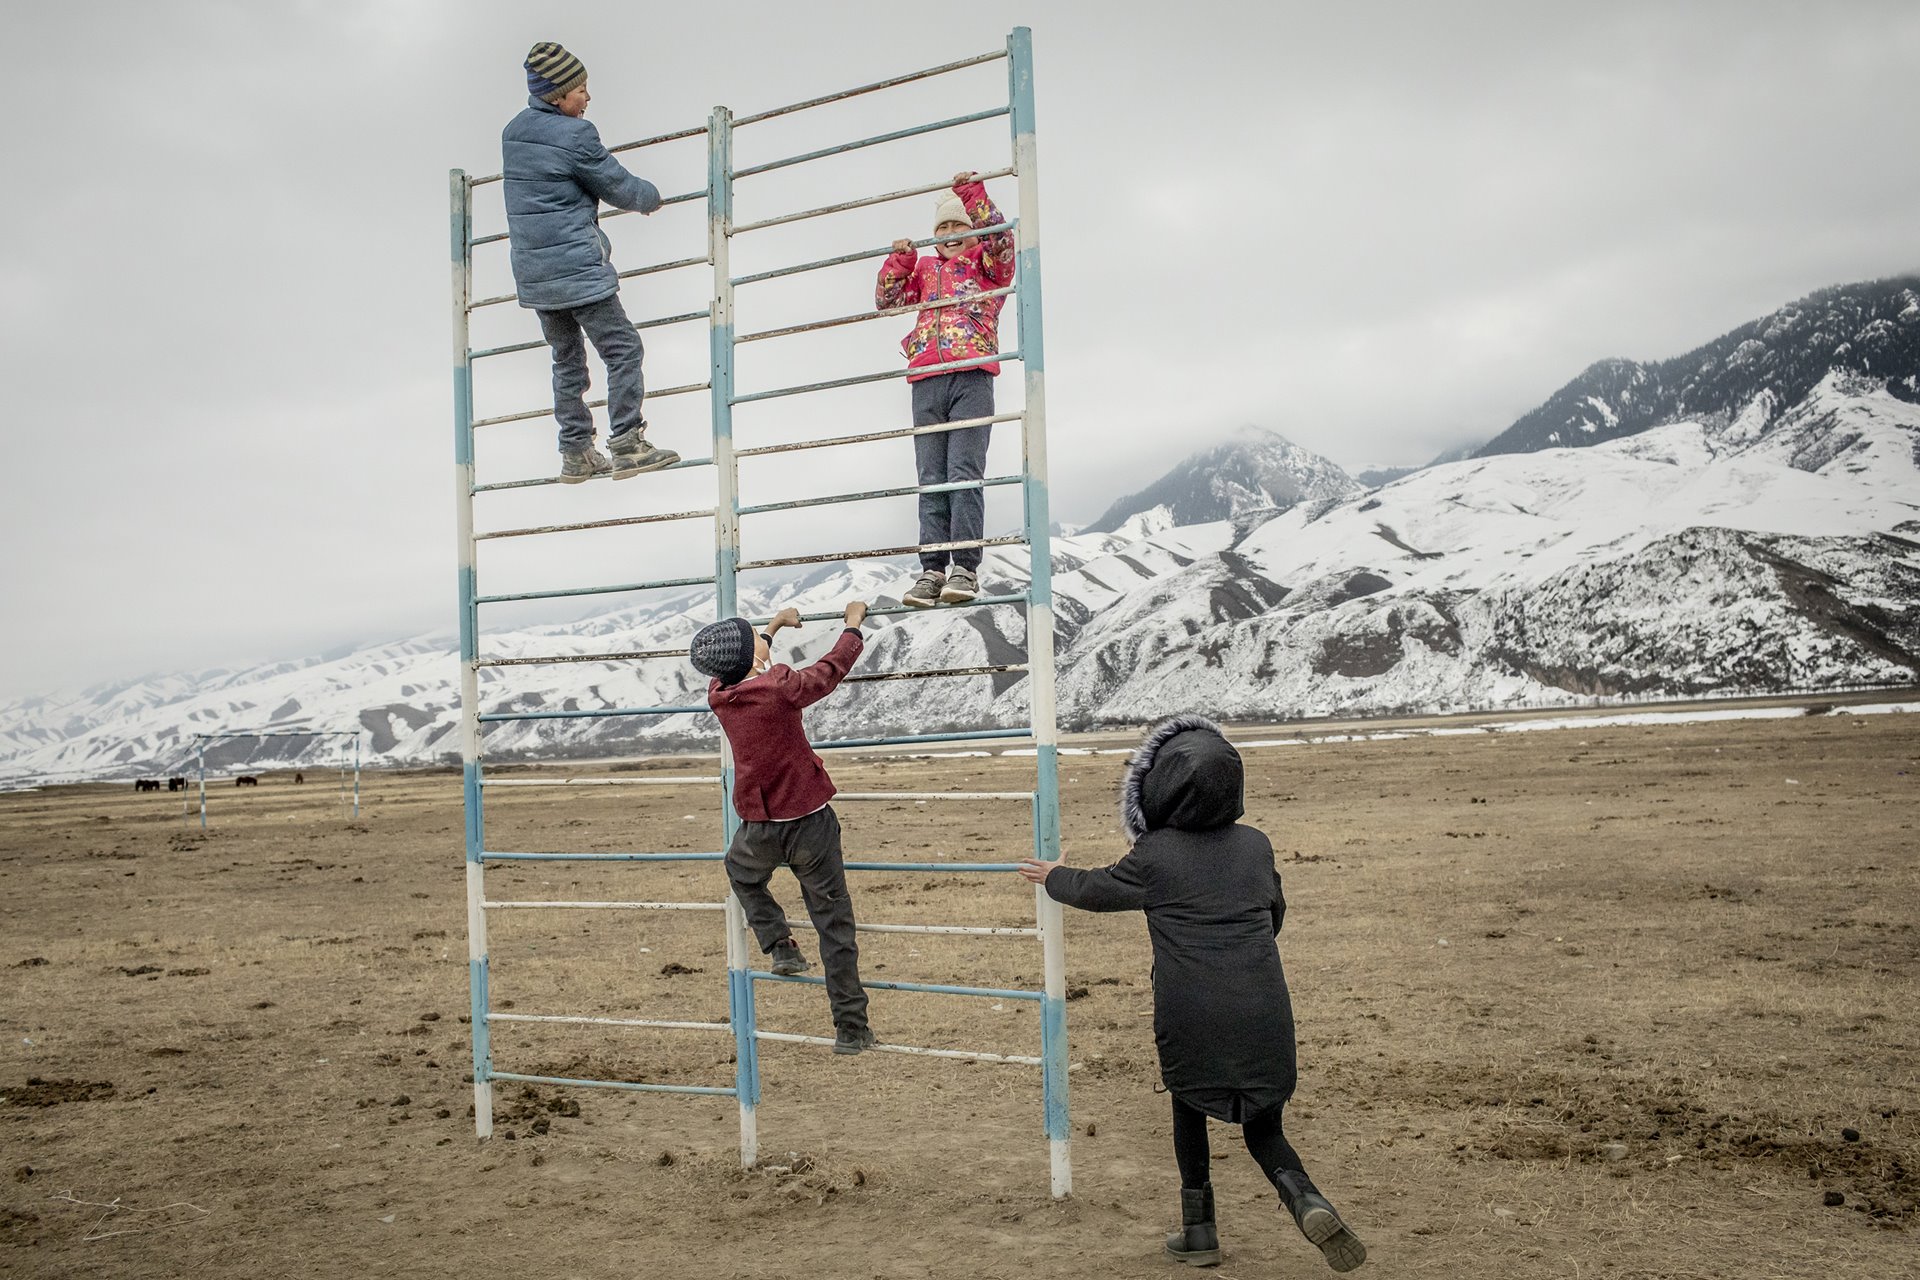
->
[134, 779, 160, 792]
[167, 776, 187, 792]
[294, 772, 305, 784]
[235, 776, 260, 788]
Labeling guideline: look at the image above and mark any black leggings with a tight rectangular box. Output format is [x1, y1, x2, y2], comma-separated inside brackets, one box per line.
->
[1171, 1095, 1306, 1191]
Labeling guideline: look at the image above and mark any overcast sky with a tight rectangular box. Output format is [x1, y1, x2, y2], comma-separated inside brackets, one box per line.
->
[2, 0, 1916, 701]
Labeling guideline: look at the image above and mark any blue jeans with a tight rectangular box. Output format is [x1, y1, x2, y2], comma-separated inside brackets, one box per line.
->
[910, 369, 995, 572]
[536, 294, 645, 451]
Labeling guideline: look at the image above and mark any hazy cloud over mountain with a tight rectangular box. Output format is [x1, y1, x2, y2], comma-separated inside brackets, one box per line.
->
[3, 0, 1917, 698]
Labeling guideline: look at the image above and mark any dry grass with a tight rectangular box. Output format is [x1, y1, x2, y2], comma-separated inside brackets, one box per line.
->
[1, 708, 1915, 1278]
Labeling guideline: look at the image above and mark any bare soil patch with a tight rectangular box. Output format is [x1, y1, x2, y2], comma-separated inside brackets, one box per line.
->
[1, 709, 1915, 1278]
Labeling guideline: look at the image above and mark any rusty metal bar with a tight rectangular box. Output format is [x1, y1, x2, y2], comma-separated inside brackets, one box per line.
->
[474, 507, 714, 542]
[736, 286, 1015, 345]
[737, 534, 1023, 572]
[470, 456, 715, 494]
[475, 649, 689, 668]
[732, 167, 1015, 235]
[731, 221, 1013, 289]
[472, 379, 709, 429]
[732, 350, 1017, 405]
[734, 414, 1021, 458]
[732, 49, 1007, 127]
[737, 474, 1019, 518]
[843, 664, 1027, 684]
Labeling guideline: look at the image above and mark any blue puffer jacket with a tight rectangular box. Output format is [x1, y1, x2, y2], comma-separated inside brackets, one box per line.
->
[501, 96, 662, 312]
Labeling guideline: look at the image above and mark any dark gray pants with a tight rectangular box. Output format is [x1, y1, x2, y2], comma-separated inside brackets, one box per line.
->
[910, 369, 995, 571]
[725, 806, 869, 1031]
[536, 293, 645, 451]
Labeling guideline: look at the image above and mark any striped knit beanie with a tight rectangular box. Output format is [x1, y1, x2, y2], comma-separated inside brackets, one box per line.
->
[689, 617, 756, 686]
[933, 193, 969, 232]
[525, 42, 588, 102]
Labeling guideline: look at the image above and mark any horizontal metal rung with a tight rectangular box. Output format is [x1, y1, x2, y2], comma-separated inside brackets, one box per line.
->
[468, 123, 708, 186]
[731, 221, 1014, 289]
[733, 414, 1022, 458]
[480, 852, 726, 863]
[474, 574, 715, 605]
[732, 351, 1018, 405]
[475, 508, 714, 542]
[475, 649, 691, 668]
[732, 47, 1007, 127]
[469, 310, 708, 362]
[733, 107, 1010, 180]
[843, 664, 1027, 685]
[477, 704, 706, 724]
[751, 972, 1042, 1002]
[484, 899, 725, 911]
[600, 188, 706, 220]
[489, 1013, 730, 1032]
[738, 534, 1023, 572]
[754, 1029, 1040, 1066]
[733, 167, 1017, 235]
[473, 380, 709, 428]
[615, 253, 710, 282]
[844, 861, 1025, 873]
[735, 286, 1014, 346]
[466, 194, 705, 250]
[469, 457, 716, 494]
[738, 475, 1020, 517]
[483, 775, 721, 786]
[486, 1070, 734, 1098]
[752, 593, 1028, 626]
[833, 791, 1034, 802]
[787, 919, 1038, 938]
[814, 727, 1031, 751]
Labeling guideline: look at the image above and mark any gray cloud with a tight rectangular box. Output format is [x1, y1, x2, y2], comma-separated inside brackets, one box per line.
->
[3, 0, 1915, 698]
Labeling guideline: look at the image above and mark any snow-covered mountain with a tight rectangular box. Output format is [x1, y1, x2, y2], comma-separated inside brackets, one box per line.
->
[7, 285, 1919, 783]
[1477, 276, 1920, 457]
[1084, 426, 1362, 533]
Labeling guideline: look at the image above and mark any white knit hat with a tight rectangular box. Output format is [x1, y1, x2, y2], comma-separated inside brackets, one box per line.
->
[933, 193, 969, 232]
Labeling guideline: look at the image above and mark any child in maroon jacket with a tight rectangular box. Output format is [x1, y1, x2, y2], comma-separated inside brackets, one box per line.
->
[689, 600, 877, 1054]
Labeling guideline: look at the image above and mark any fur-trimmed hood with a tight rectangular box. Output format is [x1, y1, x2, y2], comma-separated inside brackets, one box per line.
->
[1119, 714, 1245, 843]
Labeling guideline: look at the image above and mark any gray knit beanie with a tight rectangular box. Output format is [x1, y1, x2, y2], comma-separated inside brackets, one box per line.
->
[526, 42, 588, 102]
[690, 618, 756, 685]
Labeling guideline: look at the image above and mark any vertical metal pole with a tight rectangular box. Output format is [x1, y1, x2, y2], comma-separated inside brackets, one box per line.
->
[352, 733, 361, 819]
[451, 168, 493, 1139]
[707, 107, 757, 1170]
[197, 736, 207, 831]
[1009, 26, 1071, 1201]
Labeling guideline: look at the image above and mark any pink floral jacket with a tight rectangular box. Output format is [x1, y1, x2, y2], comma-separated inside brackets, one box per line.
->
[873, 180, 1015, 381]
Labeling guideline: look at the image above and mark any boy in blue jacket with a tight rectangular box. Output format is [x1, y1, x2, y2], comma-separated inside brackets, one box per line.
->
[502, 42, 679, 484]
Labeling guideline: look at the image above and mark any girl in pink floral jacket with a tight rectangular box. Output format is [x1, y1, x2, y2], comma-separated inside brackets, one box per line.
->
[874, 172, 1015, 608]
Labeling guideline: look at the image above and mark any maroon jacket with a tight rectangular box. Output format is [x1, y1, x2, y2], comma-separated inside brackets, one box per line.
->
[707, 627, 865, 822]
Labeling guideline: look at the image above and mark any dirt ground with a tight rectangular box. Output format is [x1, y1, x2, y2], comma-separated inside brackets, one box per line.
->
[2, 706, 1916, 1279]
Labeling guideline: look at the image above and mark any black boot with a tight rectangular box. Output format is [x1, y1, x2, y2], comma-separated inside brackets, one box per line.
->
[1276, 1171, 1366, 1272]
[1163, 1185, 1221, 1267]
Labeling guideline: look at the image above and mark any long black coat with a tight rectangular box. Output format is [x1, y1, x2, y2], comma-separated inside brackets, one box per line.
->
[1044, 715, 1297, 1121]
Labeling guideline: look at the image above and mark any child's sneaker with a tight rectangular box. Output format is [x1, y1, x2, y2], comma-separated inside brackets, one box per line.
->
[1277, 1172, 1366, 1273]
[832, 1025, 878, 1055]
[558, 445, 613, 484]
[768, 938, 809, 976]
[903, 571, 946, 609]
[939, 568, 979, 604]
[608, 426, 680, 479]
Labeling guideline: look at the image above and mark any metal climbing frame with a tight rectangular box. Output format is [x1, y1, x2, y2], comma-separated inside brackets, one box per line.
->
[190, 729, 362, 829]
[451, 28, 1069, 1197]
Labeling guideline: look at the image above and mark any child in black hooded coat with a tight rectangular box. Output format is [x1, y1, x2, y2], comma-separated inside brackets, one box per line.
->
[1019, 714, 1365, 1273]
